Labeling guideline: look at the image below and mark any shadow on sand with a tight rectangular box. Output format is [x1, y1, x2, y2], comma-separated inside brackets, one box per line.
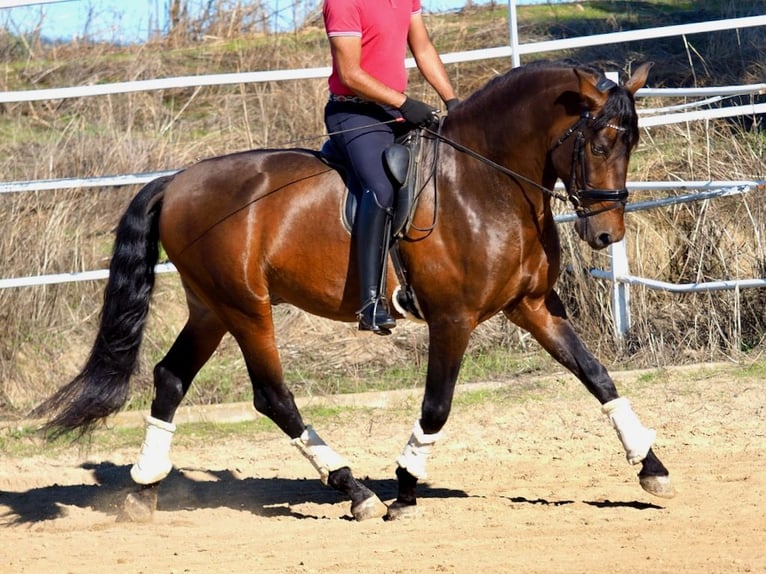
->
[0, 461, 468, 525]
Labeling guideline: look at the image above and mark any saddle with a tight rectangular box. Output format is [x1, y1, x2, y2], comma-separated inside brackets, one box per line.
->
[319, 130, 422, 237]
[319, 130, 427, 321]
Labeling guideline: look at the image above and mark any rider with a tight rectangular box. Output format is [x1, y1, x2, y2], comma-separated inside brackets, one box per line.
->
[323, 0, 459, 335]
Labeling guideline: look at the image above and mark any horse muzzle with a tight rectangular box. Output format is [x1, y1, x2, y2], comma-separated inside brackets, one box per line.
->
[574, 203, 626, 250]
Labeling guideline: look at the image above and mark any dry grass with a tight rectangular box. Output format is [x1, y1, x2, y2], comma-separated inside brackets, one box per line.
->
[559, 119, 766, 365]
[0, 1, 764, 416]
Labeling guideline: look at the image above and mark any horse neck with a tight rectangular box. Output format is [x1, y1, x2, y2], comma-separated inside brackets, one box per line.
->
[438, 79, 566, 211]
[444, 73, 567, 178]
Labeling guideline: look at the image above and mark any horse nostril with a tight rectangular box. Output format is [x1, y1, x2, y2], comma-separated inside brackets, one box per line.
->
[598, 232, 613, 247]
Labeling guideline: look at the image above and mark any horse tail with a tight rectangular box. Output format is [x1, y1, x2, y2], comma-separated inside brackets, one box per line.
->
[34, 175, 172, 438]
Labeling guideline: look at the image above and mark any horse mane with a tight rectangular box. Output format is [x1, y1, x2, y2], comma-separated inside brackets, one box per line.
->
[457, 59, 639, 146]
[458, 59, 587, 107]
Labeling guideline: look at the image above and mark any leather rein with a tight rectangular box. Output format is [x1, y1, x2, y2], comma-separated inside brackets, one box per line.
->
[423, 110, 630, 218]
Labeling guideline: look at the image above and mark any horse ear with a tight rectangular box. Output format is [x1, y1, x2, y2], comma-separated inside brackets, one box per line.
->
[574, 68, 608, 112]
[624, 62, 654, 95]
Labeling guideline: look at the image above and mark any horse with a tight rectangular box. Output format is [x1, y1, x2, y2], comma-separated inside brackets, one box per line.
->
[36, 60, 674, 522]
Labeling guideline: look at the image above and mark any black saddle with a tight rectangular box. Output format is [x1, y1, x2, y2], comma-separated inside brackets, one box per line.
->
[319, 131, 427, 322]
[319, 131, 421, 238]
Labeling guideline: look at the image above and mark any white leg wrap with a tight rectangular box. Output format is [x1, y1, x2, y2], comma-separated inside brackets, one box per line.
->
[291, 425, 349, 485]
[130, 415, 176, 485]
[396, 421, 442, 480]
[602, 397, 656, 465]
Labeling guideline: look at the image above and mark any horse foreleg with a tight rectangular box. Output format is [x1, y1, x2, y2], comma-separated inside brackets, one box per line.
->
[387, 320, 473, 520]
[505, 293, 675, 499]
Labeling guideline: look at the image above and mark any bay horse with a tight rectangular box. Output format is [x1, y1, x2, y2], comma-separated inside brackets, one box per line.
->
[36, 60, 674, 522]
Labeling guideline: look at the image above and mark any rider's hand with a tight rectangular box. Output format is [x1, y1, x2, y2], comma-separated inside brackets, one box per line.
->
[445, 98, 460, 112]
[398, 96, 439, 127]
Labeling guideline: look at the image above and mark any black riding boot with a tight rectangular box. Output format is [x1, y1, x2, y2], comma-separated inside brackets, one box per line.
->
[356, 189, 396, 335]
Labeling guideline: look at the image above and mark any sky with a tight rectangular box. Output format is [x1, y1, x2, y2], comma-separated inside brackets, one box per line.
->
[1, 0, 559, 44]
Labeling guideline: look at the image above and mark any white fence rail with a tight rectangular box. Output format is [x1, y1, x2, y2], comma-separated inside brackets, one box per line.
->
[590, 181, 766, 337]
[2, 5, 765, 341]
[2, 14, 764, 104]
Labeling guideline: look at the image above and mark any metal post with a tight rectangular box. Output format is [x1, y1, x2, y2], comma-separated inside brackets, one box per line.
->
[508, 0, 520, 68]
[605, 71, 631, 340]
[609, 239, 631, 339]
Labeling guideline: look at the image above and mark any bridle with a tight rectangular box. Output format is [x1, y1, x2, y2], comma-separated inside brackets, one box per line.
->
[549, 111, 630, 217]
[423, 108, 633, 219]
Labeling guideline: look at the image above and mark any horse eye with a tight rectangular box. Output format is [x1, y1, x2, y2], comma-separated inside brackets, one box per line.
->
[591, 143, 609, 156]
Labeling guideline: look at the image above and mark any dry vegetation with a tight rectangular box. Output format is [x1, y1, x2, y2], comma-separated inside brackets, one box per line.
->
[0, 1, 764, 417]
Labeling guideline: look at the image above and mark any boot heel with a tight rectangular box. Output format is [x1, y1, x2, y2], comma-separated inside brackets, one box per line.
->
[358, 298, 396, 335]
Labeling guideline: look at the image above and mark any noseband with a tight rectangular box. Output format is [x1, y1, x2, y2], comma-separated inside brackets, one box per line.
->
[551, 112, 629, 217]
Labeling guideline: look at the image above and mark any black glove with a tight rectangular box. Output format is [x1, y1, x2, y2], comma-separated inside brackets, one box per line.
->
[445, 98, 460, 112]
[398, 96, 439, 127]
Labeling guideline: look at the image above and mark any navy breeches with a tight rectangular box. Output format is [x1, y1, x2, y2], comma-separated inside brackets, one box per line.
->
[324, 100, 408, 208]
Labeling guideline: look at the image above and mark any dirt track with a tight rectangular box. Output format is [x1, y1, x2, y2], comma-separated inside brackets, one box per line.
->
[2, 365, 765, 573]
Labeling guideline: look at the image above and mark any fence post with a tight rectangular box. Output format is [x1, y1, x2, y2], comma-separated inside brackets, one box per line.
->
[609, 239, 631, 339]
[507, 0, 521, 68]
[605, 70, 631, 341]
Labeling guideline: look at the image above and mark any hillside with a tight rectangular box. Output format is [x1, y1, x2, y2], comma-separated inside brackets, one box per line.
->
[0, 0, 764, 416]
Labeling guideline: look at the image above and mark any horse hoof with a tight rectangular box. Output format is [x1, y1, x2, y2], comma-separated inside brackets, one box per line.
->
[639, 475, 676, 499]
[384, 501, 422, 521]
[351, 495, 388, 521]
[118, 486, 159, 522]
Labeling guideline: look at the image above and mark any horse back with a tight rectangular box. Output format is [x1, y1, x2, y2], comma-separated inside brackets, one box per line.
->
[158, 148, 361, 319]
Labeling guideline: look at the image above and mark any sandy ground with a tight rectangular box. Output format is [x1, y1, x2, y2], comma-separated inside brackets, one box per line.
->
[2, 364, 765, 574]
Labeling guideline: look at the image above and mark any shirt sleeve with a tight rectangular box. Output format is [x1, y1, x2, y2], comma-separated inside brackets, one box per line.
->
[323, 0, 362, 38]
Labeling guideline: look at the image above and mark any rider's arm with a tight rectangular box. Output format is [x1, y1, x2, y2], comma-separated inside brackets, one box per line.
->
[328, 36, 408, 108]
[407, 13, 457, 106]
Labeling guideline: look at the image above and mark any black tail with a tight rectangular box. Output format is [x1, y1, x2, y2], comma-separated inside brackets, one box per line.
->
[34, 175, 172, 438]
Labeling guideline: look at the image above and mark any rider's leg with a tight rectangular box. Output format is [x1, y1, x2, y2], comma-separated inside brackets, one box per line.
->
[324, 100, 403, 334]
[355, 188, 396, 334]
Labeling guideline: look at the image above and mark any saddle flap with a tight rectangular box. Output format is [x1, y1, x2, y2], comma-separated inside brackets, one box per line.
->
[383, 143, 410, 187]
[384, 138, 419, 238]
[325, 131, 422, 239]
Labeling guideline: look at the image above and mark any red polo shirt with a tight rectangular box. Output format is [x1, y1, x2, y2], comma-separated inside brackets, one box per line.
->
[323, 0, 422, 96]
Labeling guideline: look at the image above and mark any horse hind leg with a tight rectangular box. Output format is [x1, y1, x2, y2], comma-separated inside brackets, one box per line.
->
[292, 425, 387, 521]
[234, 307, 387, 521]
[122, 299, 227, 522]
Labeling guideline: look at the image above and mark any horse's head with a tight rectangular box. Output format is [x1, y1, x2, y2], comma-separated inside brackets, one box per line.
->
[549, 62, 652, 250]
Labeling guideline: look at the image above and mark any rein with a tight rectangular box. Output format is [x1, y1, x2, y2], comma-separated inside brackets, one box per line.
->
[422, 124, 568, 202]
[423, 111, 630, 218]
[272, 108, 630, 220]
